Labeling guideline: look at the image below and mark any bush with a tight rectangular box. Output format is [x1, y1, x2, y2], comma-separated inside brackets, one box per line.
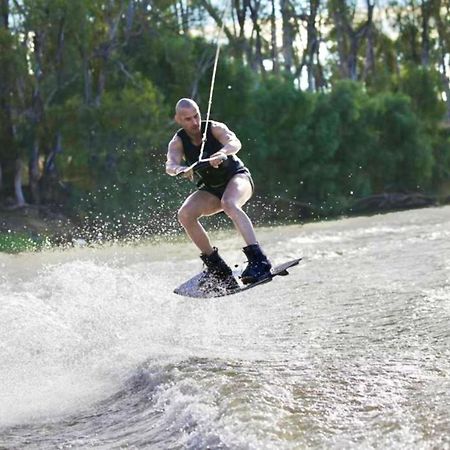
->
[0, 231, 44, 253]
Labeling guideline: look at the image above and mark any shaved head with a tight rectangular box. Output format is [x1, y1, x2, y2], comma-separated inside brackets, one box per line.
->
[175, 98, 202, 135]
[175, 98, 200, 114]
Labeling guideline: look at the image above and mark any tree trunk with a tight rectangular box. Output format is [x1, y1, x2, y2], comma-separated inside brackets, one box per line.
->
[190, 48, 214, 100]
[280, 0, 296, 74]
[314, 48, 327, 90]
[407, 0, 421, 64]
[248, 0, 265, 74]
[82, 46, 92, 104]
[199, 0, 245, 61]
[435, 0, 450, 119]
[45, 131, 62, 178]
[0, 0, 25, 205]
[1, 0, 8, 28]
[331, 0, 374, 81]
[233, 0, 248, 56]
[363, 2, 375, 81]
[94, 2, 124, 106]
[14, 159, 26, 207]
[42, 132, 64, 204]
[420, 0, 431, 66]
[28, 30, 45, 205]
[347, 35, 359, 81]
[125, 0, 136, 41]
[331, 0, 349, 78]
[95, 68, 106, 107]
[307, 0, 320, 90]
[29, 139, 41, 205]
[270, 0, 279, 74]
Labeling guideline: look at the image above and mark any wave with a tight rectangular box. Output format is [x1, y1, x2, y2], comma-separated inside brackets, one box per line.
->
[2, 206, 450, 449]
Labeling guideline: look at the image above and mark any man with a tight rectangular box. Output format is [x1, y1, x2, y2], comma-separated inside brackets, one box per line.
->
[165, 98, 271, 286]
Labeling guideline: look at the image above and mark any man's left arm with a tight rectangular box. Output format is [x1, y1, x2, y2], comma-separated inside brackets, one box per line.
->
[209, 122, 242, 168]
[211, 122, 242, 155]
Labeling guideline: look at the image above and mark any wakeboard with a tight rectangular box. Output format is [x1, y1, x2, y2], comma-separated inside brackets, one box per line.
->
[174, 257, 302, 298]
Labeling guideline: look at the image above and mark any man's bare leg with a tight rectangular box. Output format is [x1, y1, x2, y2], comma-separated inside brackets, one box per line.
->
[220, 174, 257, 245]
[177, 190, 221, 254]
[178, 189, 237, 288]
[221, 174, 271, 283]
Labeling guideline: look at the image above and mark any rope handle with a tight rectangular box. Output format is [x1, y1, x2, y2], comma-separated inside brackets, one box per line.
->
[176, 154, 227, 176]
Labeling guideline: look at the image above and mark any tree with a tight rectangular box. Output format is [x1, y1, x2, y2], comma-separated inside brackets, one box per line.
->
[0, 0, 26, 206]
[328, 0, 376, 81]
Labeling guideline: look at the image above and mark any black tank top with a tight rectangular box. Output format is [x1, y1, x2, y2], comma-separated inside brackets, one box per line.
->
[177, 121, 245, 188]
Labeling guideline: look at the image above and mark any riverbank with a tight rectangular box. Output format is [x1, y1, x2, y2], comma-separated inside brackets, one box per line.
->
[0, 206, 75, 252]
[0, 191, 446, 253]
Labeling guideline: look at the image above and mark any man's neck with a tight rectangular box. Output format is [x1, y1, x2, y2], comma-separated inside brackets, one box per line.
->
[186, 129, 202, 144]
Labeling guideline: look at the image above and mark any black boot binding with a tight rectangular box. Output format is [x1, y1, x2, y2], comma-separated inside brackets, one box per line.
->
[241, 244, 272, 285]
[199, 248, 239, 291]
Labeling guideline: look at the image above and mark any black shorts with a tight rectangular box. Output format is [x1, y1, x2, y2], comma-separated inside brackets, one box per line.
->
[199, 168, 254, 199]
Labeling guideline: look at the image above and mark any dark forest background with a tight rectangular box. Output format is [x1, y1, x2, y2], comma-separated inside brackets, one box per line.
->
[0, 0, 449, 241]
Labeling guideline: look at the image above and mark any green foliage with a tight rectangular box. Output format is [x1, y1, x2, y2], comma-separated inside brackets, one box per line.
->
[364, 33, 398, 93]
[55, 77, 177, 223]
[310, 81, 373, 207]
[366, 91, 434, 192]
[233, 78, 438, 214]
[397, 66, 446, 124]
[125, 33, 212, 108]
[210, 61, 257, 127]
[243, 76, 316, 195]
[1, 0, 449, 232]
[0, 231, 45, 253]
[431, 129, 450, 190]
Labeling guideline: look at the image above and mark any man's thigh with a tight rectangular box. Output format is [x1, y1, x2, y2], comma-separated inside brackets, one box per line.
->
[180, 190, 222, 217]
[222, 174, 253, 207]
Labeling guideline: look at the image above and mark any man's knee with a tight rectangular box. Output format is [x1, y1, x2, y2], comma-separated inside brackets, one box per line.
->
[178, 206, 195, 226]
[221, 198, 240, 217]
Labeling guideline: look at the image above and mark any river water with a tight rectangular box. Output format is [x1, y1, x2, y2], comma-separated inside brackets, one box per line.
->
[1, 206, 449, 449]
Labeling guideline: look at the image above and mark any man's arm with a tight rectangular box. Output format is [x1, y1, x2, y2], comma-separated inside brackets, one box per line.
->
[207, 121, 242, 168]
[165, 134, 193, 179]
[210, 121, 242, 156]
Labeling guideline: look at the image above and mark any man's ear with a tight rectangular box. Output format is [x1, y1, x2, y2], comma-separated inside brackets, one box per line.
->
[174, 113, 179, 124]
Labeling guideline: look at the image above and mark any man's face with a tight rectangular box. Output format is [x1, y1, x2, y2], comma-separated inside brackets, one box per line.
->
[176, 106, 201, 134]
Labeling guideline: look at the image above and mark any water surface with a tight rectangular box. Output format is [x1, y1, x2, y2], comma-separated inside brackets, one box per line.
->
[1, 206, 449, 449]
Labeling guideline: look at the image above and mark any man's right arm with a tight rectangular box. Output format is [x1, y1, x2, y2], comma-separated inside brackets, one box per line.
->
[166, 135, 186, 176]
